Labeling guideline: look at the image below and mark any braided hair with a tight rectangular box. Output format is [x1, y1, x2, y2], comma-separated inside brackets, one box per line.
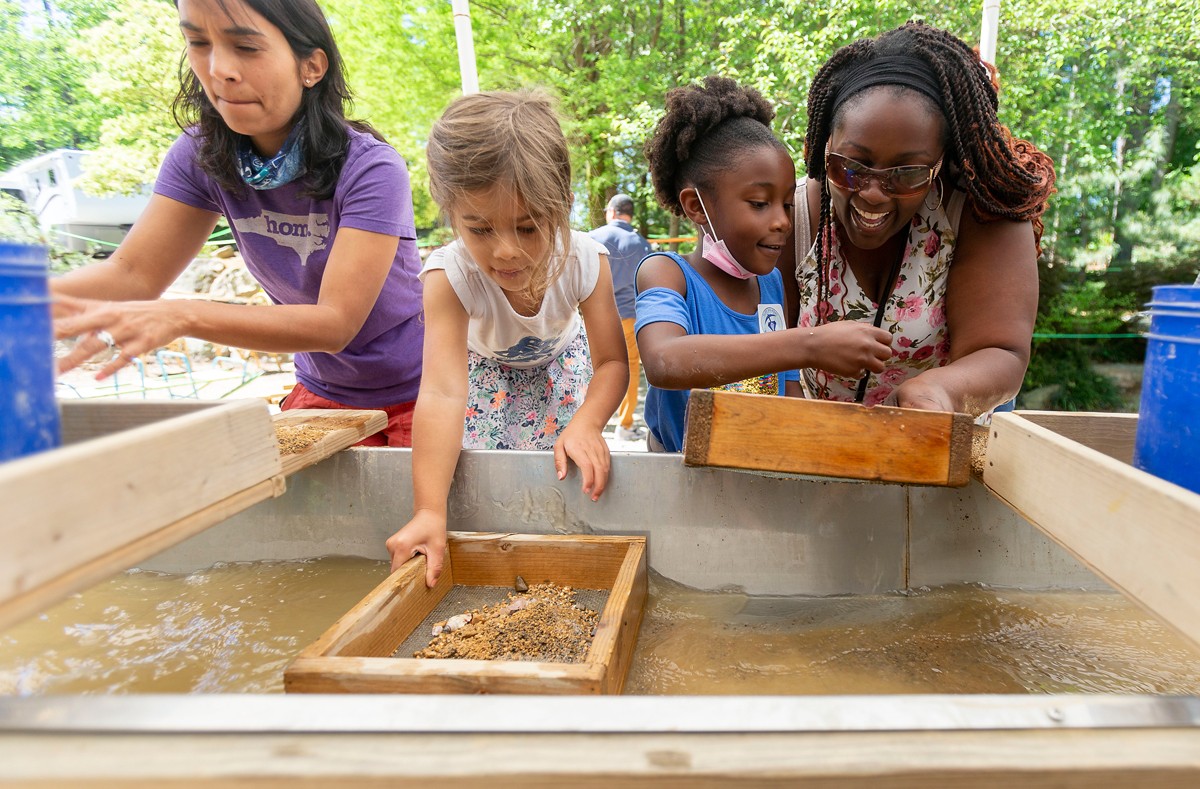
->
[645, 76, 788, 216]
[802, 21, 1056, 323]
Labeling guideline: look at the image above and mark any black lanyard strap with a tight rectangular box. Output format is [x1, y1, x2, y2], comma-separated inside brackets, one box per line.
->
[852, 250, 904, 404]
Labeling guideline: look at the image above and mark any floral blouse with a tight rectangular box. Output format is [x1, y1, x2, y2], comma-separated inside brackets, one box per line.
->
[795, 186, 964, 405]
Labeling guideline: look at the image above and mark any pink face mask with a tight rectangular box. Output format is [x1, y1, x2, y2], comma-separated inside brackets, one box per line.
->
[696, 192, 755, 280]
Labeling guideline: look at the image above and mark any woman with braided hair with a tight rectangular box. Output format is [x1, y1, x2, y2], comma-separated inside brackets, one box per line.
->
[778, 21, 1055, 415]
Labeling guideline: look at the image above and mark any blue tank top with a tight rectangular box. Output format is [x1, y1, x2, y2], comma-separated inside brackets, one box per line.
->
[634, 252, 789, 452]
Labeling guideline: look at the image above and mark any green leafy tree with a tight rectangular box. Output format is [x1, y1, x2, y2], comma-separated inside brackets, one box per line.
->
[9, 0, 1199, 415]
[461, 0, 779, 229]
[322, 0, 461, 230]
[72, 0, 180, 195]
[994, 0, 1200, 407]
[996, 0, 1200, 272]
[0, 0, 116, 169]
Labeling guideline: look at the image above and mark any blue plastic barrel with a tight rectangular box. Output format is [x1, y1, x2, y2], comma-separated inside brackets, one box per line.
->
[0, 241, 61, 462]
[1133, 284, 1200, 494]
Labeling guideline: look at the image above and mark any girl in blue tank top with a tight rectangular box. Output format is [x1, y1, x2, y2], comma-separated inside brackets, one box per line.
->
[636, 77, 893, 452]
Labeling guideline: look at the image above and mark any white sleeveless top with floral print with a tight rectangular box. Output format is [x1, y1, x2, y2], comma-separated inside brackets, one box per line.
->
[794, 179, 965, 406]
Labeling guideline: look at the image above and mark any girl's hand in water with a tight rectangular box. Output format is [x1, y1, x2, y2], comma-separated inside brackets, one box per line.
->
[803, 322, 893, 378]
[385, 510, 448, 587]
[553, 421, 612, 502]
[54, 294, 186, 379]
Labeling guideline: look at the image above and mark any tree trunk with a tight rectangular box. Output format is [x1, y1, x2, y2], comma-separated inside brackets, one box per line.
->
[1109, 72, 1150, 272]
[587, 148, 610, 229]
[1045, 64, 1077, 266]
[1150, 85, 1180, 194]
[636, 170, 650, 237]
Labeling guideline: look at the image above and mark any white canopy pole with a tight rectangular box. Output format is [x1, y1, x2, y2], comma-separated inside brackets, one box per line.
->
[979, 0, 1001, 65]
[451, 0, 480, 95]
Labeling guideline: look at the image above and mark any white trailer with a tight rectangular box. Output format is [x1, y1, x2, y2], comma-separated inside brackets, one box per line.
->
[0, 149, 150, 253]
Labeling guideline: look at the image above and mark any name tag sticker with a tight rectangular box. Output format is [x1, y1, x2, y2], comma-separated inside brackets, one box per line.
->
[758, 303, 784, 333]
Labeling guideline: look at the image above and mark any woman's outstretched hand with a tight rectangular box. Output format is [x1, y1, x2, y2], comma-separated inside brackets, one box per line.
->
[553, 421, 612, 502]
[890, 376, 955, 412]
[54, 294, 186, 379]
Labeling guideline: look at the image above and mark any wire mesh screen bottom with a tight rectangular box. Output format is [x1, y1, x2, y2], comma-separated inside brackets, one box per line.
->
[393, 584, 611, 659]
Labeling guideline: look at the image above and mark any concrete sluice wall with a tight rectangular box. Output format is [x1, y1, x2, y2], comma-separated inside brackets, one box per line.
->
[4, 449, 1200, 786]
[141, 448, 1105, 594]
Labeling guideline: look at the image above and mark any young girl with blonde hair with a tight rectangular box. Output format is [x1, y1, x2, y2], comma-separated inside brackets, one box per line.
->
[386, 90, 628, 586]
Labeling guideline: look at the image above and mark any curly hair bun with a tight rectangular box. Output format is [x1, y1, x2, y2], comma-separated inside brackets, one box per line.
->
[645, 76, 785, 215]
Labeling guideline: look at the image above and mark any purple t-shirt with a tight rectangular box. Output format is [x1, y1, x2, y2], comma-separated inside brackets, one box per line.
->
[155, 127, 424, 407]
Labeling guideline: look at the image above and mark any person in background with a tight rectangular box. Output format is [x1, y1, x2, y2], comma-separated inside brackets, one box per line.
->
[52, 0, 423, 446]
[386, 90, 628, 586]
[637, 76, 892, 452]
[779, 21, 1055, 415]
[588, 193, 653, 441]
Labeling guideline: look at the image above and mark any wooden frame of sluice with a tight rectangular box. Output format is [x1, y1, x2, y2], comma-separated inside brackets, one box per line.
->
[2, 402, 1199, 785]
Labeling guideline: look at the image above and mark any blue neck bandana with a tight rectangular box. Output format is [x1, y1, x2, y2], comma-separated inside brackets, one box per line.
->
[237, 124, 305, 190]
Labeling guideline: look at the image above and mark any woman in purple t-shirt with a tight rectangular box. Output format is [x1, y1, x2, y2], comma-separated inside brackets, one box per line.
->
[53, 0, 423, 446]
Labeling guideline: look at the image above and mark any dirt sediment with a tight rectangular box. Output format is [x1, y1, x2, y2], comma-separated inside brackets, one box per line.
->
[413, 582, 599, 662]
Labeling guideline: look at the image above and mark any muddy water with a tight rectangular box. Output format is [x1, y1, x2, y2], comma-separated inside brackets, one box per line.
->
[625, 576, 1200, 695]
[3, 558, 1199, 696]
[0, 557, 386, 695]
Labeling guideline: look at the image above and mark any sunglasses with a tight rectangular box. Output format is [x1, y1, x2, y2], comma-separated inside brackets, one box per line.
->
[825, 150, 943, 197]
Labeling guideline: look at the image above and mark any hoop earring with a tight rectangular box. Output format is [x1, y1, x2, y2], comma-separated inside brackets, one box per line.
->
[924, 181, 943, 213]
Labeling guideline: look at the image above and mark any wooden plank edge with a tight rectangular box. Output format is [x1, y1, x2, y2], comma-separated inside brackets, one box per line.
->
[970, 423, 989, 479]
[274, 409, 389, 476]
[300, 555, 448, 659]
[447, 531, 642, 546]
[0, 399, 281, 485]
[1015, 410, 1138, 463]
[595, 541, 648, 695]
[7, 729, 1200, 784]
[586, 540, 644, 666]
[271, 408, 387, 425]
[583, 537, 648, 666]
[946, 411, 974, 487]
[446, 531, 646, 554]
[448, 532, 637, 588]
[58, 400, 219, 443]
[0, 475, 285, 633]
[982, 412, 1200, 651]
[2, 398, 282, 600]
[683, 391, 974, 486]
[284, 655, 602, 695]
[682, 389, 715, 465]
[288, 655, 600, 680]
[335, 562, 453, 659]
